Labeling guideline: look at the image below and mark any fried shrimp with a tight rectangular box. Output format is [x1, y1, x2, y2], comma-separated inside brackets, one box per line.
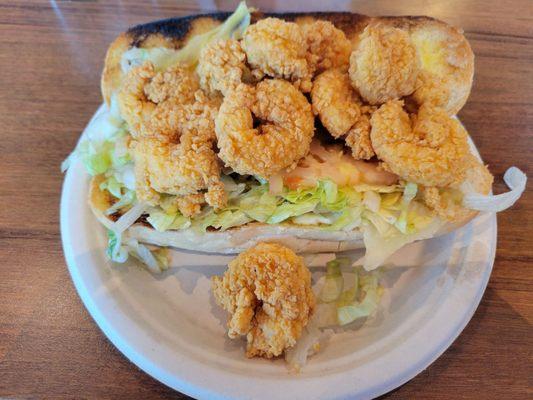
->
[301, 20, 352, 74]
[130, 85, 226, 212]
[132, 136, 225, 211]
[242, 18, 313, 92]
[197, 39, 248, 96]
[117, 62, 199, 140]
[311, 69, 375, 160]
[215, 79, 315, 178]
[345, 108, 375, 160]
[349, 25, 420, 105]
[370, 100, 471, 187]
[212, 243, 315, 358]
[311, 69, 361, 138]
[422, 156, 493, 222]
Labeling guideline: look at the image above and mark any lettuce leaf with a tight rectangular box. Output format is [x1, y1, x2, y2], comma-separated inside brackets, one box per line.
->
[319, 259, 344, 303]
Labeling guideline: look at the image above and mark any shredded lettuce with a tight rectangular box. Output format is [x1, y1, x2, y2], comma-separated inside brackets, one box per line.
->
[267, 199, 319, 224]
[287, 256, 383, 371]
[394, 182, 418, 233]
[106, 230, 169, 274]
[362, 191, 381, 213]
[147, 207, 178, 232]
[212, 210, 253, 231]
[238, 188, 278, 222]
[291, 213, 333, 226]
[138, 178, 435, 238]
[363, 218, 444, 270]
[319, 259, 345, 303]
[337, 271, 382, 326]
[106, 230, 128, 263]
[62, 97, 130, 179]
[105, 190, 136, 216]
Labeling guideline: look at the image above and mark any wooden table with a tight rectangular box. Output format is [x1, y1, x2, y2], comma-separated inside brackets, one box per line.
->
[0, 1, 531, 398]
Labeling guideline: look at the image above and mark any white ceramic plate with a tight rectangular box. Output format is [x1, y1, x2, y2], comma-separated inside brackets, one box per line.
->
[61, 105, 497, 400]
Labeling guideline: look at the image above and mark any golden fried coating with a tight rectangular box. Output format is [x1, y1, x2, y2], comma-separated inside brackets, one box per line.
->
[349, 25, 420, 105]
[422, 156, 492, 222]
[118, 62, 199, 141]
[175, 193, 207, 217]
[410, 23, 474, 115]
[345, 112, 375, 160]
[212, 243, 315, 358]
[301, 20, 352, 74]
[311, 68, 361, 138]
[311, 69, 375, 160]
[129, 82, 226, 210]
[197, 39, 248, 96]
[132, 136, 225, 209]
[215, 79, 315, 178]
[242, 18, 313, 92]
[370, 100, 471, 187]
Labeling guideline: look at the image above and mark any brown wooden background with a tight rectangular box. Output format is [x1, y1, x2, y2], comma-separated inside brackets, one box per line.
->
[0, 0, 531, 399]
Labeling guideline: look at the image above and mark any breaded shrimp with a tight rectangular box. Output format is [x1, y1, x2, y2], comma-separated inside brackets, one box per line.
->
[345, 111, 375, 160]
[215, 79, 315, 178]
[370, 100, 471, 187]
[311, 69, 375, 160]
[197, 39, 248, 96]
[130, 85, 226, 211]
[311, 68, 361, 138]
[132, 136, 225, 211]
[117, 62, 199, 141]
[301, 20, 352, 74]
[349, 25, 420, 105]
[242, 18, 313, 92]
[422, 155, 493, 222]
[212, 243, 315, 358]
[175, 193, 208, 217]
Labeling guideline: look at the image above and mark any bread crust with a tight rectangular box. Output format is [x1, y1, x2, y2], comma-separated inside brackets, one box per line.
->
[101, 12, 474, 111]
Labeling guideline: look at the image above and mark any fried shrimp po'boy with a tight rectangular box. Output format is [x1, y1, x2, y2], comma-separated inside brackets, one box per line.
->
[63, 3, 526, 272]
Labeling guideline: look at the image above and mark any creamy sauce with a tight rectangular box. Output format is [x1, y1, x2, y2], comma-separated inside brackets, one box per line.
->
[279, 140, 398, 190]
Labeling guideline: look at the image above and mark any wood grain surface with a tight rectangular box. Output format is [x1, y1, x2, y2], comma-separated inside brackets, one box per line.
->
[0, 0, 531, 399]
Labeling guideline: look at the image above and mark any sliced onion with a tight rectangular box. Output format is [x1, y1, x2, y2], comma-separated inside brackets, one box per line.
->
[112, 202, 147, 234]
[463, 167, 527, 212]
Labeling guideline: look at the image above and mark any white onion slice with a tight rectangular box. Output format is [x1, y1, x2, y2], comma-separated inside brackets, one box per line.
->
[463, 167, 527, 212]
[112, 202, 147, 234]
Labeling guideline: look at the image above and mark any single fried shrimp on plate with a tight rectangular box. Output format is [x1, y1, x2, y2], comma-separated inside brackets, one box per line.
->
[370, 100, 471, 187]
[215, 79, 315, 178]
[242, 18, 313, 92]
[197, 39, 248, 96]
[117, 62, 199, 140]
[349, 24, 420, 104]
[301, 20, 352, 74]
[212, 243, 315, 358]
